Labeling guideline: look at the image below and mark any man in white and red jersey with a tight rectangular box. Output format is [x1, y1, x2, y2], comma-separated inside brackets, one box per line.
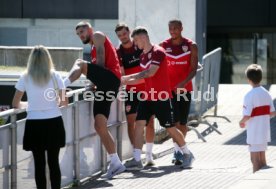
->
[63, 21, 125, 179]
[115, 23, 155, 166]
[122, 26, 194, 170]
[160, 19, 197, 166]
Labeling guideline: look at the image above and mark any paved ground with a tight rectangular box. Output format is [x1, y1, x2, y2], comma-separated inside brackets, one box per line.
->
[63, 84, 276, 189]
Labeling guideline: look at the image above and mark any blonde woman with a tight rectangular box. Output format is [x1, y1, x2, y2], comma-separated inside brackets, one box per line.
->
[12, 45, 67, 189]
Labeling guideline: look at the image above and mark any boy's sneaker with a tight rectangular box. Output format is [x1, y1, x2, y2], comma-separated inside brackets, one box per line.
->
[172, 151, 183, 165]
[181, 151, 195, 169]
[102, 163, 126, 179]
[124, 158, 143, 170]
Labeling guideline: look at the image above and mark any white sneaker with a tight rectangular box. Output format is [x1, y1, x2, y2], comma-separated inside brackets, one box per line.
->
[124, 158, 143, 170]
[181, 151, 195, 169]
[102, 163, 126, 179]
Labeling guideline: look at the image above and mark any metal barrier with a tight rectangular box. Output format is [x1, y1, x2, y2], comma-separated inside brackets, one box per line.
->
[187, 47, 230, 142]
[0, 87, 135, 189]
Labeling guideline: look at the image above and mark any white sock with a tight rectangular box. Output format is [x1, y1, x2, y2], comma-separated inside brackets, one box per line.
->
[146, 143, 153, 160]
[133, 148, 142, 161]
[109, 153, 121, 165]
[180, 144, 190, 154]
[173, 142, 182, 153]
[63, 77, 71, 87]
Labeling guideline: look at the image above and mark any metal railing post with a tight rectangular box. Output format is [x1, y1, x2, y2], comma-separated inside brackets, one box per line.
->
[2, 127, 10, 189]
[73, 94, 81, 186]
[116, 99, 123, 160]
[10, 114, 17, 189]
[101, 144, 107, 173]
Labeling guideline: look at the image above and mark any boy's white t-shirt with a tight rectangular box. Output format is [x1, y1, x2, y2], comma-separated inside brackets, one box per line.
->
[243, 86, 275, 144]
[15, 71, 65, 119]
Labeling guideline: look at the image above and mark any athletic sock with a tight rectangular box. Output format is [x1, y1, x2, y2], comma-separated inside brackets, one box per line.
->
[146, 143, 154, 160]
[180, 144, 190, 154]
[173, 142, 182, 153]
[109, 153, 121, 165]
[133, 148, 142, 161]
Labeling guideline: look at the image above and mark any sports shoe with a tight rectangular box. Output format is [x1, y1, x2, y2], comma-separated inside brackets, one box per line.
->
[144, 159, 155, 167]
[172, 151, 183, 165]
[181, 151, 195, 169]
[124, 158, 143, 170]
[102, 163, 126, 179]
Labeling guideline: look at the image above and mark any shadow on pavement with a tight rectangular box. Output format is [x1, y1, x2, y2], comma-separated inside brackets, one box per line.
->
[122, 165, 184, 179]
[81, 165, 187, 188]
[224, 110, 276, 146]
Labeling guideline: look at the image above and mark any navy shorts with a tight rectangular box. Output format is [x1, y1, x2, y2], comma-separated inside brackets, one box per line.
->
[124, 91, 140, 115]
[136, 99, 176, 128]
[172, 91, 191, 125]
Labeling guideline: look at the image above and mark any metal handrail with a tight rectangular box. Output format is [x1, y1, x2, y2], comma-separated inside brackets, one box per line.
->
[0, 108, 26, 118]
[0, 87, 87, 119]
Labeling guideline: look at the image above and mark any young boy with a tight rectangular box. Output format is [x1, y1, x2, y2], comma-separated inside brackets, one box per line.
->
[239, 64, 276, 173]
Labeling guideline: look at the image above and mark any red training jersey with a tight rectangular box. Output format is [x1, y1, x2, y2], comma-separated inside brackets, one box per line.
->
[140, 45, 172, 101]
[116, 44, 144, 92]
[91, 36, 121, 79]
[160, 37, 193, 92]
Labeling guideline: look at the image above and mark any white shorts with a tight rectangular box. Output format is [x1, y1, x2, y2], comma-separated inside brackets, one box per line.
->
[248, 144, 267, 152]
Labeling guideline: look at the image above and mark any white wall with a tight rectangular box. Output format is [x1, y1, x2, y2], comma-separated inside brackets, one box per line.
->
[119, 0, 196, 44]
[0, 18, 119, 53]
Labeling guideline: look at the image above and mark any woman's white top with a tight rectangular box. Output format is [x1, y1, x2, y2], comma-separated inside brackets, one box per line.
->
[15, 71, 65, 120]
[243, 86, 275, 144]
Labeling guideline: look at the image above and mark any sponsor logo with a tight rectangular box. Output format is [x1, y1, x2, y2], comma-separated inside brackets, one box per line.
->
[168, 60, 187, 65]
[166, 48, 172, 52]
[129, 57, 140, 64]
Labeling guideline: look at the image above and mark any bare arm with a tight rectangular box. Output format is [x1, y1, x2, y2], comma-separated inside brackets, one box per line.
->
[93, 32, 106, 68]
[12, 90, 27, 109]
[271, 111, 276, 118]
[239, 116, 250, 128]
[121, 64, 159, 85]
[65, 59, 88, 86]
[175, 43, 198, 89]
[59, 89, 68, 107]
[120, 66, 145, 85]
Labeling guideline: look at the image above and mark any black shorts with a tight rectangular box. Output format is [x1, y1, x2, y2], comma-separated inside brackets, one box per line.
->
[136, 99, 175, 128]
[124, 91, 140, 115]
[172, 91, 191, 125]
[23, 116, 65, 151]
[87, 63, 120, 118]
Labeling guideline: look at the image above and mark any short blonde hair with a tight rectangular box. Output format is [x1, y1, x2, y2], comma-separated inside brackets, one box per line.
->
[26, 45, 55, 86]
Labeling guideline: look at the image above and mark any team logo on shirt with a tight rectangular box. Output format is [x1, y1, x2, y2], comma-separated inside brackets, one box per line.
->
[148, 53, 152, 59]
[92, 58, 96, 63]
[126, 105, 131, 112]
[182, 46, 188, 52]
